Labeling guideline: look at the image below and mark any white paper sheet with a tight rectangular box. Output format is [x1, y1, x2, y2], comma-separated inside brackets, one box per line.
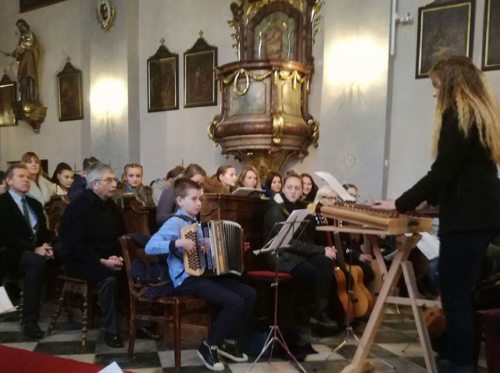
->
[0, 287, 16, 315]
[314, 171, 356, 202]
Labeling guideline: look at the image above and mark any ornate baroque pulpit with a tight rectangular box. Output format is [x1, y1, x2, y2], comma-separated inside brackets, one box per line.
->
[209, 0, 323, 174]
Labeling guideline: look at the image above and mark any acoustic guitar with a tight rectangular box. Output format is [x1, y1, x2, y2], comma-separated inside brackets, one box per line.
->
[332, 231, 374, 319]
[319, 217, 355, 325]
[312, 204, 365, 322]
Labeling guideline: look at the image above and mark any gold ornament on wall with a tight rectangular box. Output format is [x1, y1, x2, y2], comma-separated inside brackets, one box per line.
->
[96, 0, 116, 31]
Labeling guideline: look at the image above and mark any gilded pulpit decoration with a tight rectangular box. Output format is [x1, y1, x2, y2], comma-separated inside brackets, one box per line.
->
[209, 0, 323, 175]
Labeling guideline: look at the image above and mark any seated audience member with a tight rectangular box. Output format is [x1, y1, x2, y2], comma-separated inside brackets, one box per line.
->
[204, 165, 238, 195]
[116, 163, 154, 208]
[312, 186, 374, 285]
[146, 178, 256, 371]
[237, 165, 261, 189]
[301, 173, 318, 203]
[59, 163, 126, 348]
[263, 172, 338, 329]
[0, 170, 7, 194]
[156, 163, 206, 227]
[21, 151, 56, 205]
[68, 156, 100, 201]
[0, 163, 54, 339]
[151, 165, 185, 206]
[343, 183, 359, 201]
[263, 171, 282, 198]
[51, 162, 75, 195]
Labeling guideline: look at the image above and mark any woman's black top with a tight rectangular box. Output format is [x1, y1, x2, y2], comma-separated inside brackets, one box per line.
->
[396, 108, 500, 234]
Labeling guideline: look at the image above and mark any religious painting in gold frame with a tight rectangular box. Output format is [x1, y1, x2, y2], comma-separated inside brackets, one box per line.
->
[482, 0, 500, 70]
[184, 34, 217, 108]
[416, 0, 474, 79]
[57, 61, 83, 121]
[0, 74, 18, 127]
[148, 42, 179, 112]
[20, 0, 65, 12]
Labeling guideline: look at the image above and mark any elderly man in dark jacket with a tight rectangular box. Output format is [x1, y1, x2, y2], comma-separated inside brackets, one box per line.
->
[60, 163, 126, 348]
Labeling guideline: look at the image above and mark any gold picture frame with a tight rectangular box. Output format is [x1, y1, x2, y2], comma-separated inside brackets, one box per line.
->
[0, 74, 18, 127]
[184, 33, 217, 108]
[147, 42, 179, 112]
[20, 0, 65, 12]
[416, 0, 474, 79]
[57, 61, 83, 121]
[482, 0, 500, 70]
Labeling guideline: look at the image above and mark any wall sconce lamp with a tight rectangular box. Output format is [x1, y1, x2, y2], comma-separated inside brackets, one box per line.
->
[90, 78, 125, 121]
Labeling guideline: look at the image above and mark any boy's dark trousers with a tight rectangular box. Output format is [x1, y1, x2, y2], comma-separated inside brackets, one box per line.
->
[176, 275, 256, 346]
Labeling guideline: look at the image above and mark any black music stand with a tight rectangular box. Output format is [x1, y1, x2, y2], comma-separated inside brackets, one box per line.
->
[248, 209, 310, 373]
[327, 232, 395, 370]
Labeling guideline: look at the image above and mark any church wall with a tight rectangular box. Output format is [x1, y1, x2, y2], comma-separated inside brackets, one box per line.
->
[296, 0, 391, 202]
[387, 0, 500, 199]
[138, 0, 241, 182]
[1, 0, 499, 198]
[0, 0, 87, 173]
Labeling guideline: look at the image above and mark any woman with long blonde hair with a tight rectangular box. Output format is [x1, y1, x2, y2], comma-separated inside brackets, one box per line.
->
[21, 151, 56, 205]
[375, 55, 500, 372]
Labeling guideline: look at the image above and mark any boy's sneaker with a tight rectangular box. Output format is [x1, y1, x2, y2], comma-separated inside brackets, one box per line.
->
[197, 340, 225, 371]
[218, 339, 248, 362]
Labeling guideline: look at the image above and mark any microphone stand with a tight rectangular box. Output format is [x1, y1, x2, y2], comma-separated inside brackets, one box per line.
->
[248, 217, 310, 373]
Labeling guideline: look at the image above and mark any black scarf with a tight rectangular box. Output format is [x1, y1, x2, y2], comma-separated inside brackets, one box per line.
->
[280, 192, 306, 216]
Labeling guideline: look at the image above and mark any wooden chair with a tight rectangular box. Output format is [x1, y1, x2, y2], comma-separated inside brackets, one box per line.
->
[120, 194, 156, 236]
[44, 195, 70, 241]
[119, 235, 209, 369]
[45, 275, 96, 347]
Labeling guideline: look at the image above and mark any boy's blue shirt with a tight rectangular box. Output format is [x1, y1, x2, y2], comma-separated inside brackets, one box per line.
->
[145, 208, 199, 288]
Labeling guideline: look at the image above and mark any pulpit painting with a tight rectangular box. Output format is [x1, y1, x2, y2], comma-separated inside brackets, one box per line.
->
[254, 12, 297, 60]
[20, 0, 65, 12]
[0, 76, 17, 127]
[147, 43, 178, 112]
[184, 35, 217, 108]
[416, 1, 474, 78]
[57, 62, 83, 121]
[482, 0, 500, 70]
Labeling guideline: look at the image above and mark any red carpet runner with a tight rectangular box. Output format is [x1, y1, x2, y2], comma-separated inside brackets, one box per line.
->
[0, 344, 104, 372]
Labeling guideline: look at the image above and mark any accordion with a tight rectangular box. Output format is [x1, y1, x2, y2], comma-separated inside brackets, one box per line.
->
[180, 220, 244, 277]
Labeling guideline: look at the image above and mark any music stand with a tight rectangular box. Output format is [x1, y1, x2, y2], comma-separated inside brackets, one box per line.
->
[248, 209, 310, 373]
[327, 232, 395, 370]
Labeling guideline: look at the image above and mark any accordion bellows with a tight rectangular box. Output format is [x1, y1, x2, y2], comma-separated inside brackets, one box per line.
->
[181, 220, 243, 276]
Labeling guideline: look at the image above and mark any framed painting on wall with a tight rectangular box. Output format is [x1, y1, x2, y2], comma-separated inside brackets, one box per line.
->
[184, 33, 217, 108]
[416, 0, 474, 78]
[482, 0, 500, 70]
[147, 41, 179, 112]
[57, 61, 83, 121]
[20, 0, 65, 12]
[0, 74, 18, 127]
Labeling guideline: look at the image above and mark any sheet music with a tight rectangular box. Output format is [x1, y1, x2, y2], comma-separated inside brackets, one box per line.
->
[416, 232, 440, 260]
[314, 171, 356, 202]
[98, 361, 124, 373]
[231, 187, 265, 197]
[266, 209, 310, 250]
[0, 287, 16, 315]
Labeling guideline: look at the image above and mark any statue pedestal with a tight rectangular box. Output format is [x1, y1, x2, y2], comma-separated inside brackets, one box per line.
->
[15, 101, 47, 133]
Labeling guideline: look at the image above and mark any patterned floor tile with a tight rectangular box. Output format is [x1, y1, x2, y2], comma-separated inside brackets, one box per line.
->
[2, 341, 38, 351]
[35, 340, 96, 355]
[95, 351, 161, 369]
[56, 353, 95, 364]
[158, 349, 200, 368]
